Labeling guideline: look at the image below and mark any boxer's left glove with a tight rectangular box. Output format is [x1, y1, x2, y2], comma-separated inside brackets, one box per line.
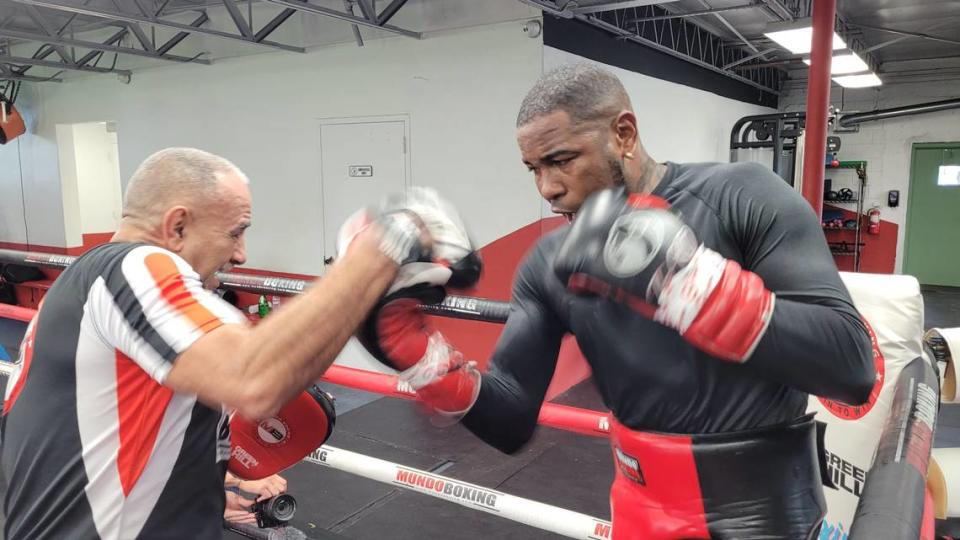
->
[228, 385, 335, 480]
[553, 187, 775, 363]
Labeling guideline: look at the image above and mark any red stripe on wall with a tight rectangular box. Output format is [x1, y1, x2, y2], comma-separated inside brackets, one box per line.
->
[823, 205, 898, 274]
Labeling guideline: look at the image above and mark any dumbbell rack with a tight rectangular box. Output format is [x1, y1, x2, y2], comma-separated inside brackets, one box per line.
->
[823, 161, 867, 272]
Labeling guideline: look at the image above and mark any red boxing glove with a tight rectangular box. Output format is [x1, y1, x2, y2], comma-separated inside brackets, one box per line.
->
[357, 285, 480, 421]
[229, 386, 335, 480]
[555, 187, 775, 363]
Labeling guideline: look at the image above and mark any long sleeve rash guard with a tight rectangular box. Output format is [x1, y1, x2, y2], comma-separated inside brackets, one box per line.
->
[463, 161, 875, 454]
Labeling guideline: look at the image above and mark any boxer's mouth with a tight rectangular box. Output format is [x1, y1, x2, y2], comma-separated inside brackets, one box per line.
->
[552, 209, 575, 223]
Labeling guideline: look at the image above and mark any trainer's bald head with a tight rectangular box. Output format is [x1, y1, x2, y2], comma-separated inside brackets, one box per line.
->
[115, 147, 252, 284]
[123, 147, 248, 222]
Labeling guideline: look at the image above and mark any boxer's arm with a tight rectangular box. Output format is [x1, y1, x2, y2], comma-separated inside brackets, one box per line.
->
[722, 163, 874, 404]
[166, 231, 397, 418]
[462, 245, 566, 454]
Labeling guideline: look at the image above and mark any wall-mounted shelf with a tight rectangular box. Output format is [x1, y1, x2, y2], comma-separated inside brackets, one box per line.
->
[823, 160, 867, 272]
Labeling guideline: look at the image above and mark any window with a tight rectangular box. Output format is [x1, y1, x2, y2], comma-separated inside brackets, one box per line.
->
[939, 165, 960, 186]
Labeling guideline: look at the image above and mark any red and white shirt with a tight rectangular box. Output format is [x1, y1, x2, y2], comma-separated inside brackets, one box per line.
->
[2, 243, 245, 539]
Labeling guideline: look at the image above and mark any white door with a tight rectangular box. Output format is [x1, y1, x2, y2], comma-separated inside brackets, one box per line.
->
[320, 119, 408, 271]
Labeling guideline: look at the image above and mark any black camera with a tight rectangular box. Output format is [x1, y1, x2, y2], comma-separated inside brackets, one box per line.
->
[251, 494, 297, 529]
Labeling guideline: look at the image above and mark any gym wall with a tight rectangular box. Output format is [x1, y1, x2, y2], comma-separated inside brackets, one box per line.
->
[780, 79, 960, 273]
[544, 47, 776, 165]
[0, 18, 544, 273]
[0, 10, 780, 383]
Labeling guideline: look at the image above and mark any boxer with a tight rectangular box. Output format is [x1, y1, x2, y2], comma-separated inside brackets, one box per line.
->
[358, 64, 875, 539]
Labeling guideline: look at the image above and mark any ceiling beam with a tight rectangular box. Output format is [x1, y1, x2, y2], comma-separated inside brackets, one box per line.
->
[0, 27, 212, 64]
[1, 0, 304, 53]
[850, 22, 960, 48]
[125, 21, 155, 52]
[343, 0, 364, 46]
[695, 0, 769, 61]
[0, 53, 132, 75]
[0, 64, 62, 81]
[156, 12, 207, 56]
[759, 0, 793, 21]
[221, 0, 254, 38]
[76, 27, 127, 67]
[375, 0, 408, 26]
[22, 4, 73, 62]
[254, 7, 297, 42]
[571, 1, 672, 15]
[265, 0, 421, 39]
[627, 3, 759, 23]
[356, 0, 376, 22]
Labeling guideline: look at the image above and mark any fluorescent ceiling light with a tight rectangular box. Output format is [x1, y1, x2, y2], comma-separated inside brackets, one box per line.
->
[833, 73, 882, 88]
[765, 25, 846, 55]
[803, 52, 869, 75]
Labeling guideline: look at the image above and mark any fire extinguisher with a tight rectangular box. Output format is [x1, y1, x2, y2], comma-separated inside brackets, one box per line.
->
[868, 206, 881, 235]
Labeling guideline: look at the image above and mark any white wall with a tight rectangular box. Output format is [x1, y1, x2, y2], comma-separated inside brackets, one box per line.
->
[70, 122, 124, 235]
[544, 48, 777, 166]
[0, 139, 28, 245]
[54, 124, 83, 247]
[0, 95, 68, 249]
[6, 19, 544, 271]
[780, 80, 960, 272]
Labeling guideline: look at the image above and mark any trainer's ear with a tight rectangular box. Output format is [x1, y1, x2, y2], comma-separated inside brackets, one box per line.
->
[162, 206, 190, 252]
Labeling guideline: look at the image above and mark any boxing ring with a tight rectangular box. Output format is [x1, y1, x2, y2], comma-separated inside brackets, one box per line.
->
[0, 248, 941, 539]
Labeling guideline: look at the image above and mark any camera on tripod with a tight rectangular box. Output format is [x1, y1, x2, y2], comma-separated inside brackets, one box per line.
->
[251, 494, 297, 529]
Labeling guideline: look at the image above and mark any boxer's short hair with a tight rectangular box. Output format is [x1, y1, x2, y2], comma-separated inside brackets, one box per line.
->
[516, 63, 632, 128]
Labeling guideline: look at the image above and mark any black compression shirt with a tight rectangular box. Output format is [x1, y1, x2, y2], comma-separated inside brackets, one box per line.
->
[463, 161, 875, 454]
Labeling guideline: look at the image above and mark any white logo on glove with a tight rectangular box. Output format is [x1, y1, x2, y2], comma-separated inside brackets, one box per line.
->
[602, 213, 664, 278]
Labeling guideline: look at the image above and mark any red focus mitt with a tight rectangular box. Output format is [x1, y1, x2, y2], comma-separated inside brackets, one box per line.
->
[228, 385, 335, 480]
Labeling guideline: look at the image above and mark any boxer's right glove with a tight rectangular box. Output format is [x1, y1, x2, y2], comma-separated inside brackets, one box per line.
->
[554, 187, 775, 363]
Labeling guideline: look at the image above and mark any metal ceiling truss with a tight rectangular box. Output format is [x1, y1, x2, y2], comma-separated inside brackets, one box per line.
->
[264, 0, 419, 39]
[0, 60, 61, 80]
[0, 15, 210, 63]
[0, 0, 214, 83]
[1, 0, 305, 53]
[522, 1, 785, 94]
[0, 0, 419, 82]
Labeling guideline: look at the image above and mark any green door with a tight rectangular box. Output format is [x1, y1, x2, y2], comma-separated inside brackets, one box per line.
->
[904, 143, 960, 286]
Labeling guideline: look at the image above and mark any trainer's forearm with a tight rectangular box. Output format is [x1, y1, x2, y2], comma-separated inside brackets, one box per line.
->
[242, 234, 397, 415]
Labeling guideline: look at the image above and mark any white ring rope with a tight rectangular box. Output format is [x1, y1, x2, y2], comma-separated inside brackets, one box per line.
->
[303, 445, 613, 540]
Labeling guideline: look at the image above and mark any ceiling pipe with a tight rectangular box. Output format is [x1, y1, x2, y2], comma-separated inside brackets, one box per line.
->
[839, 97, 960, 127]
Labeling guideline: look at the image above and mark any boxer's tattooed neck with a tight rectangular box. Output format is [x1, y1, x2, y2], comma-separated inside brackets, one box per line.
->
[628, 159, 666, 194]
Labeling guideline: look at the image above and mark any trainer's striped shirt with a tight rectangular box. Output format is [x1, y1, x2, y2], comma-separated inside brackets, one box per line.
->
[1, 243, 245, 539]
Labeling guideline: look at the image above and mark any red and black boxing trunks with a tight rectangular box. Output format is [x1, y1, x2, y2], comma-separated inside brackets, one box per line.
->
[608, 415, 825, 540]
